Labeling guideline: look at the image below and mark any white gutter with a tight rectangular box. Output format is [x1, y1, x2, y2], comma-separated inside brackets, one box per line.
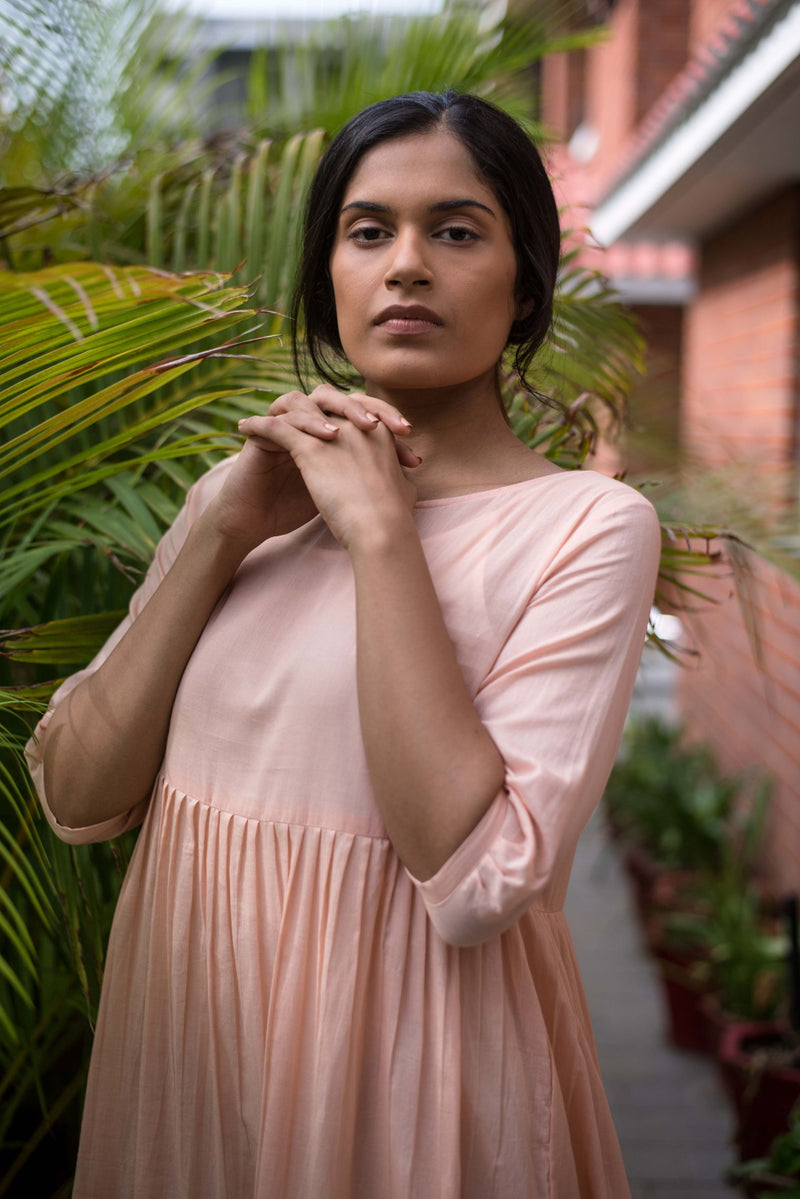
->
[591, 1, 800, 246]
[609, 276, 697, 305]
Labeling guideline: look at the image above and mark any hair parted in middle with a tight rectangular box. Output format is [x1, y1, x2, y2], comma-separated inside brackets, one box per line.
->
[291, 90, 561, 394]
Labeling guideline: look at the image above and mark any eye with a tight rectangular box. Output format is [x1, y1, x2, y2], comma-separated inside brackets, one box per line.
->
[436, 225, 479, 243]
[347, 224, 390, 244]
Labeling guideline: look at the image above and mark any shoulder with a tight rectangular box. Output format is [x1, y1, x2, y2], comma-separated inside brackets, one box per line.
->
[529, 468, 658, 537]
[531, 470, 661, 590]
[515, 468, 660, 545]
[566, 471, 661, 558]
[572, 470, 660, 527]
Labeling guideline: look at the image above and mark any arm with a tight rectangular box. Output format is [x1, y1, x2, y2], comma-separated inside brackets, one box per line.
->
[28, 388, 417, 841]
[350, 491, 661, 919]
[400, 490, 661, 945]
[27, 461, 253, 838]
[37, 511, 248, 832]
[350, 517, 505, 881]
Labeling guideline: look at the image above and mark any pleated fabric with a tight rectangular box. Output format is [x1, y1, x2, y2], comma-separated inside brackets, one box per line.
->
[27, 457, 661, 1198]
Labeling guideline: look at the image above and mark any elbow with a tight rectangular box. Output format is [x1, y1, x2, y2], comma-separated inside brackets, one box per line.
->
[27, 731, 148, 846]
[410, 787, 557, 947]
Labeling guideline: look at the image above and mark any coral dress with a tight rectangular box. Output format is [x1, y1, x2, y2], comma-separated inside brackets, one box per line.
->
[27, 457, 660, 1199]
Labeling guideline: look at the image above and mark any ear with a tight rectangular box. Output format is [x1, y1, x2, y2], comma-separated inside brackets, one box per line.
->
[514, 295, 535, 322]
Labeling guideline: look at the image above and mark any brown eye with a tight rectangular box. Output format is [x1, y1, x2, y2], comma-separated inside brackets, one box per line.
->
[349, 226, 388, 243]
[437, 226, 478, 243]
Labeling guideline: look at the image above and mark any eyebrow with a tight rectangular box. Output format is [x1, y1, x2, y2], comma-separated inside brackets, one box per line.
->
[339, 198, 497, 218]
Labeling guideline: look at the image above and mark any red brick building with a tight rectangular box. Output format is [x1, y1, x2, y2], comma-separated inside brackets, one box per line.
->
[541, 0, 800, 890]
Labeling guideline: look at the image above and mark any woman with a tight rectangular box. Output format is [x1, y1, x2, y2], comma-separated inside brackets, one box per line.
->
[27, 91, 660, 1197]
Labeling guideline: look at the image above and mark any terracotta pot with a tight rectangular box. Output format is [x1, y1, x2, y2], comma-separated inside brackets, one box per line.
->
[621, 842, 661, 923]
[700, 994, 731, 1057]
[717, 1021, 800, 1161]
[645, 920, 714, 1053]
[621, 843, 708, 929]
[648, 867, 708, 915]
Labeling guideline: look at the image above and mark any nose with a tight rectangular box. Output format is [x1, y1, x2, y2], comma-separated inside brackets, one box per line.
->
[384, 227, 432, 289]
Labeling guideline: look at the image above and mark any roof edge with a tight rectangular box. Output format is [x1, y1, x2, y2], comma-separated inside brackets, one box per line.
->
[591, 0, 800, 245]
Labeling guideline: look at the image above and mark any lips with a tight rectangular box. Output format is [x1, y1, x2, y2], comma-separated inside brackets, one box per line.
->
[373, 304, 443, 331]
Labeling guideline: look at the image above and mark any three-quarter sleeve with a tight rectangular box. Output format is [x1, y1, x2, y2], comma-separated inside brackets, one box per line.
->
[25, 458, 232, 844]
[407, 488, 661, 946]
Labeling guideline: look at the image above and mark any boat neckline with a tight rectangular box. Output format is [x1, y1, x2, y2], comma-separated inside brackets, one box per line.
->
[413, 467, 592, 507]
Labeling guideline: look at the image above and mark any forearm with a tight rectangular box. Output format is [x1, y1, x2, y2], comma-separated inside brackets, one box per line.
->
[351, 515, 505, 881]
[43, 516, 248, 828]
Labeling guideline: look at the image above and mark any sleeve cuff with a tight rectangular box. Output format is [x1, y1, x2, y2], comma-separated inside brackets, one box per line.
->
[25, 710, 147, 845]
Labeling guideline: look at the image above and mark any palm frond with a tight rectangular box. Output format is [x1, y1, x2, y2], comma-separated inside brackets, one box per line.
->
[0, 262, 275, 612]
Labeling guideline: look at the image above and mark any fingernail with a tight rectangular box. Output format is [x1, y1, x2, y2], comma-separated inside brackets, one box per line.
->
[323, 422, 338, 432]
[366, 413, 380, 424]
[400, 417, 412, 429]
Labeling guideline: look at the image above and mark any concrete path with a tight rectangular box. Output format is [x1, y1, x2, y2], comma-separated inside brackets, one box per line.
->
[566, 812, 738, 1198]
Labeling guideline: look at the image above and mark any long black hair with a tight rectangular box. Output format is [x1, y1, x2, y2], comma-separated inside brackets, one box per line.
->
[291, 90, 561, 393]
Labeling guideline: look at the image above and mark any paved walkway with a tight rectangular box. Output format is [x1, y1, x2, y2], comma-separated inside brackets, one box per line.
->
[566, 810, 738, 1199]
[564, 643, 739, 1197]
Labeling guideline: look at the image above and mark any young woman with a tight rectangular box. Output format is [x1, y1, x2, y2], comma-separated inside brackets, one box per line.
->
[27, 91, 660, 1197]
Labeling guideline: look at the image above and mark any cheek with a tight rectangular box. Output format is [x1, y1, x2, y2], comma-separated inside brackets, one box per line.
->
[330, 255, 364, 329]
[476, 253, 518, 309]
[478, 267, 519, 343]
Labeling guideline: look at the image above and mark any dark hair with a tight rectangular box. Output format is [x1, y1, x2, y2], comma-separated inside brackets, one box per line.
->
[290, 90, 561, 392]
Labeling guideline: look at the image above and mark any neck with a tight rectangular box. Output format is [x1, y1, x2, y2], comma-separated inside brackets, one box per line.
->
[363, 373, 538, 500]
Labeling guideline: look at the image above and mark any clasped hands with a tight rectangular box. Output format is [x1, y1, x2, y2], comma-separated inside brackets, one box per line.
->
[208, 384, 422, 555]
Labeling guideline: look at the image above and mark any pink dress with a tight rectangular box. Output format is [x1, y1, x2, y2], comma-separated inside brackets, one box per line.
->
[27, 457, 660, 1199]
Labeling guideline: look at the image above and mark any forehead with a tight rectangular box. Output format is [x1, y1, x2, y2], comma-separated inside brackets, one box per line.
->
[341, 129, 495, 206]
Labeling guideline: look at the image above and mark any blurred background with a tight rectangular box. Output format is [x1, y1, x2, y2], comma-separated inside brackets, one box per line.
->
[1, 0, 799, 1194]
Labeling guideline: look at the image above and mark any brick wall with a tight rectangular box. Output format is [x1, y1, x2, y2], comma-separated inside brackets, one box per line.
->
[636, 0, 691, 122]
[678, 558, 800, 895]
[623, 304, 683, 477]
[683, 188, 800, 473]
[679, 186, 800, 890]
[586, 0, 639, 191]
[540, 48, 587, 142]
[558, 0, 692, 196]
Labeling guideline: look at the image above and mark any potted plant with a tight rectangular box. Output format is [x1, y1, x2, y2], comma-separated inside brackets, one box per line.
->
[728, 1102, 800, 1196]
[720, 1023, 800, 1163]
[603, 718, 761, 924]
[714, 897, 800, 1161]
[604, 720, 773, 1052]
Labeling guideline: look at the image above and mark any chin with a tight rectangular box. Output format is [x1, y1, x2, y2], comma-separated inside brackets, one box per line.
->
[353, 359, 486, 395]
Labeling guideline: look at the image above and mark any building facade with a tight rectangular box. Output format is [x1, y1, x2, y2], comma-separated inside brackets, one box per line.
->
[541, 0, 800, 890]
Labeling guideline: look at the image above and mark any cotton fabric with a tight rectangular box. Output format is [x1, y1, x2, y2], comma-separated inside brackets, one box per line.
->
[27, 457, 661, 1199]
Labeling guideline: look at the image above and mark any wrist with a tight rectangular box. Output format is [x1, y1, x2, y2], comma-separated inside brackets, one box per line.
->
[187, 509, 254, 578]
[345, 502, 418, 560]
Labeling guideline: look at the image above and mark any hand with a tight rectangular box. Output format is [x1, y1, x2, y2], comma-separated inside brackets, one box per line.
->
[205, 385, 419, 554]
[237, 385, 422, 552]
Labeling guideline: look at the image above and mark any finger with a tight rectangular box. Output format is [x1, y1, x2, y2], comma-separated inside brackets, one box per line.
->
[395, 441, 423, 468]
[310, 385, 413, 435]
[267, 390, 309, 418]
[238, 415, 333, 456]
[269, 388, 379, 434]
[239, 412, 340, 443]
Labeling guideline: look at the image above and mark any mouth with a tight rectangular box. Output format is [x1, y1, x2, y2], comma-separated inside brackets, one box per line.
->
[373, 304, 443, 334]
